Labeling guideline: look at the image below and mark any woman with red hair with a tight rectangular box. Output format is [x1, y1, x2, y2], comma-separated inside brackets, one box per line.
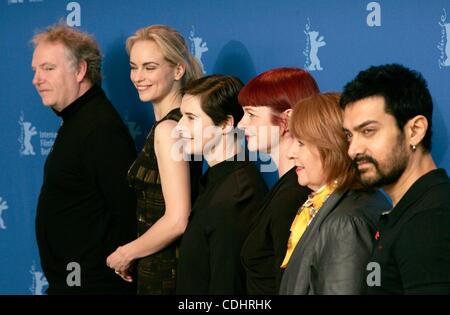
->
[238, 67, 319, 294]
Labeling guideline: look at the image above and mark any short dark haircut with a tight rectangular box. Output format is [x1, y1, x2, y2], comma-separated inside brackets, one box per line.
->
[340, 64, 433, 151]
[181, 75, 244, 127]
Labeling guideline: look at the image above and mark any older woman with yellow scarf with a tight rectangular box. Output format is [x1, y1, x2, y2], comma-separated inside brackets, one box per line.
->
[279, 93, 390, 295]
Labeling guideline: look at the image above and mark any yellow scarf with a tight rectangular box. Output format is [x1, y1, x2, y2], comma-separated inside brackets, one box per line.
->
[280, 183, 336, 269]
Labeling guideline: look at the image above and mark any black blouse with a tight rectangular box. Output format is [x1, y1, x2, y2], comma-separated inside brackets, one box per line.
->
[176, 158, 268, 294]
[241, 167, 311, 294]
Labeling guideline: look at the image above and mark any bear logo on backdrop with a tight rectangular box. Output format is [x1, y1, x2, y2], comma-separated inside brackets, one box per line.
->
[30, 262, 48, 295]
[189, 26, 209, 74]
[18, 112, 37, 156]
[0, 197, 8, 230]
[18, 112, 57, 157]
[124, 117, 143, 142]
[303, 18, 326, 71]
[438, 8, 450, 68]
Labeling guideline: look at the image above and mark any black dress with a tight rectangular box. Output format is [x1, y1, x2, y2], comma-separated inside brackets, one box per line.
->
[241, 167, 311, 294]
[127, 108, 201, 295]
[176, 158, 268, 294]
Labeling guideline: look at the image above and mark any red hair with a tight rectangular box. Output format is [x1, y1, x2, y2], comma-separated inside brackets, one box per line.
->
[238, 67, 319, 124]
[290, 93, 359, 191]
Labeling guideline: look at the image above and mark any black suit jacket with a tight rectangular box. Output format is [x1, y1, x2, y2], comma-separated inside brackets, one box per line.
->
[279, 188, 390, 295]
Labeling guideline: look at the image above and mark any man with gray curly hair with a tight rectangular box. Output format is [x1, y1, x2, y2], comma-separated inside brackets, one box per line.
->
[32, 24, 137, 294]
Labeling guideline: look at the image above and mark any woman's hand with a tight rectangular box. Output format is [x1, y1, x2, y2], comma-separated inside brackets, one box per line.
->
[106, 246, 134, 282]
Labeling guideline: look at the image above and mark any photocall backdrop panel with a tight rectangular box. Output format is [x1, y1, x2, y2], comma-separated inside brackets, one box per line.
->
[0, 0, 449, 294]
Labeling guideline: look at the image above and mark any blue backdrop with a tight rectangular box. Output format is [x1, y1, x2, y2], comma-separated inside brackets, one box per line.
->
[1, 0, 449, 294]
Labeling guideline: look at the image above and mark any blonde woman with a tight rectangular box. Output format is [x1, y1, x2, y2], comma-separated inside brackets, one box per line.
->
[106, 25, 202, 294]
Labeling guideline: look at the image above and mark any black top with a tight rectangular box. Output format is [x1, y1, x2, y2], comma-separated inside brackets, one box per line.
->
[368, 168, 450, 294]
[176, 158, 268, 294]
[241, 167, 311, 294]
[127, 107, 202, 295]
[35, 85, 137, 294]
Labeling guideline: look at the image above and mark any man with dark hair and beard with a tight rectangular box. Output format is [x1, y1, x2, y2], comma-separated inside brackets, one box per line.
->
[340, 63, 450, 294]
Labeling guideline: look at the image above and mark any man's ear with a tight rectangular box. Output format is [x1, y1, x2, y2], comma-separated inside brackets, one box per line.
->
[75, 60, 88, 83]
[174, 63, 186, 81]
[405, 115, 428, 149]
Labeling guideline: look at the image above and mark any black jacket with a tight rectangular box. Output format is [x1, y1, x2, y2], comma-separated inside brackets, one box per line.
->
[279, 188, 389, 295]
[241, 167, 310, 294]
[35, 86, 137, 294]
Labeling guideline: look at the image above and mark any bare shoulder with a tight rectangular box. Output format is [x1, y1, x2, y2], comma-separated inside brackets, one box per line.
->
[154, 119, 178, 145]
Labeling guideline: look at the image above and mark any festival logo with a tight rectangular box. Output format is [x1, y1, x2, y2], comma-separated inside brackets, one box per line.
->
[124, 118, 143, 142]
[18, 112, 37, 156]
[189, 26, 209, 74]
[438, 8, 450, 68]
[18, 112, 57, 156]
[0, 196, 8, 230]
[303, 18, 326, 71]
[30, 263, 48, 295]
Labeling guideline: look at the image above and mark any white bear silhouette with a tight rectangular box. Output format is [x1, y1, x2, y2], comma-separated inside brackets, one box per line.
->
[125, 121, 142, 141]
[307, 31, 326, 71]
[190, 33, 208, 74]
[30, 265, 49, 295]
[22, 122, 37, 155]
[0, 198, 7, 230]
[19, 119, 37, 156]
[32, 271, 48, 295]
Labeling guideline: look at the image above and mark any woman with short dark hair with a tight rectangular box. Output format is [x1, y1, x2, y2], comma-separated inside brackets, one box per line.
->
[175, 75, 268, 294]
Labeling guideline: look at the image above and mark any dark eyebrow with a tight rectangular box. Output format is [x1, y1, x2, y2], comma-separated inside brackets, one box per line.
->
[353, 120, 380, 131]
[184, 111, 198, 118]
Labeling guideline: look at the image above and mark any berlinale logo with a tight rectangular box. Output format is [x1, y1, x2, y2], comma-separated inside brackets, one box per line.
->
[189, 26, 209, 74]
[303, 18, 326, 72]
[438, 8, 450, 68]
[18, 112, 57, 156]
[124, 118, 143, 142]
[18, 112, 37, 156]
[30, 262, 48, 295]
[0, 196, 8, 230]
